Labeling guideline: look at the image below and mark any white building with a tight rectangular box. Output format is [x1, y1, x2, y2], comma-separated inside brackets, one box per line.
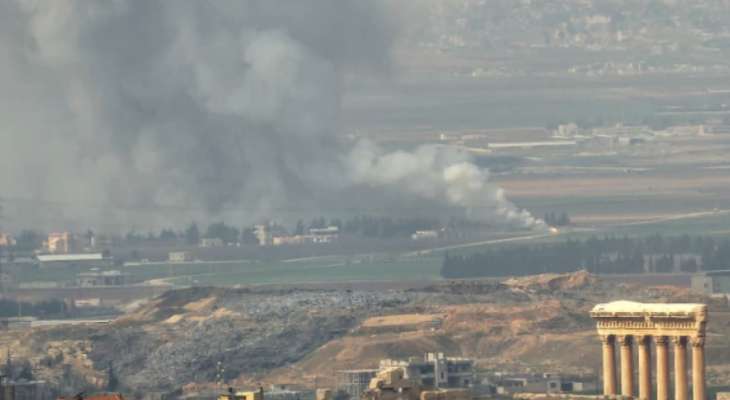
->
[412, 230, 439, 241]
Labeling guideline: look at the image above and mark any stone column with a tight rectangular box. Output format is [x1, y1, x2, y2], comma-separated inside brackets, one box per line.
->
[691, 337, 706, 400]
[638, 336, 652, 400]
[674, 337, 688, 400]
[601, 335, 617, 395]
[619, 335, 634, 397]
[656, 336, 670, 400]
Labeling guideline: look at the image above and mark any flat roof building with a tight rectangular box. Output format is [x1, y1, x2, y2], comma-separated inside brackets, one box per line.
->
[379, 353, 473, 389]
[36, 253, 111, 269]
[77, 270, 128, 287]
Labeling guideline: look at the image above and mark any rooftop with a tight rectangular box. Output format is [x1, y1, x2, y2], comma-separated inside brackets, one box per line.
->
[591, 301, 706, 315]
[37, 253, 104, 262]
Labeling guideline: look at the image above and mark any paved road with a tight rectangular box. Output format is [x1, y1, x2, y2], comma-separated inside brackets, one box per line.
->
[404, 232, 554, 256]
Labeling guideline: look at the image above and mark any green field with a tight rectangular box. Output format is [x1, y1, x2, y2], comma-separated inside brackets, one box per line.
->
[433, 211, 730, 257]
[13, 257, 443, 287]
[12, 210, 730, 288]
[164, 258, 443, 286]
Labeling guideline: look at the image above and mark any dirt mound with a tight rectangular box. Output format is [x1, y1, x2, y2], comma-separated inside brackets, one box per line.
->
[503, 270, 595, 292]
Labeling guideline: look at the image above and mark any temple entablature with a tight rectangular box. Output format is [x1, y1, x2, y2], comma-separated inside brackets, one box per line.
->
[590, 301, 708, 400]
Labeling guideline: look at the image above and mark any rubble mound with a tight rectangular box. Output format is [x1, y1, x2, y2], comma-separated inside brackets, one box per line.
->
[503, 270, 595, 292]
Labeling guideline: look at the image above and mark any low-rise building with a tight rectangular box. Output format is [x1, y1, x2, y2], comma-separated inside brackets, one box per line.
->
[218, 388, 263, 400]
[73, 298, 103, 308]
[200, 238, 225, 248]
[168, 251, 193, 263]
[309, 226, 339, 244]
[58, 393, 124, 400]
[692, 270, 730, 295]
[362, 368, 470, 400]
[489, 373, 597, 395]
[77, 270, 128, 287]
[411, 231, 439, 241]
[254, 225, 271, 247]
[544, 376, 597, 394]
[36, 253, 110, 269]
[265, 385, 314, 400]
[44, 232, 75, 254]
[379, 353, 473, 389]
[0, 234, 15, 248]
[272, 236, 310, 246]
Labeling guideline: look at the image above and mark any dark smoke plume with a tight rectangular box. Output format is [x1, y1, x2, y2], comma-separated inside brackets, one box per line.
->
[0, 1, 542, 231]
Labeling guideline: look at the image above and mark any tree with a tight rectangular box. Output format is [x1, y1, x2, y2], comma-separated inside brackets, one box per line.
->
[159, 229, 178, 242]
[14, 230, 44, 252]
[185, 222, 200, 245]
[240, 228, 258, 245]
[309, 217, 327, 230]
[5, 349, 12, 379]
[205, 222, 240, 244]
[16, 360, 34, 381]
[106, 362, 119, 391]
[85, 229, 95, 248]
[294, 220, 305, 235]
[557, 212, 570, 226]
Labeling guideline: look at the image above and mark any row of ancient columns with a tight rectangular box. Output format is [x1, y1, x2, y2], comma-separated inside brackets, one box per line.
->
[601, 335, 705, 400]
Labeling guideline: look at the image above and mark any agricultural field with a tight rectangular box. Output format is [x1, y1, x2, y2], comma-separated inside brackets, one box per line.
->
[163, 257, 443, 287]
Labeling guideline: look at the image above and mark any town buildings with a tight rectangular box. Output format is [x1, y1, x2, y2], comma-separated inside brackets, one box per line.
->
[200, 238, 225, 248]
[379, 353, 474, 389]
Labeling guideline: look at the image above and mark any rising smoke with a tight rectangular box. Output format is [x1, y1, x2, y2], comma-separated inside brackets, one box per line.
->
[0, 0, 543, 232]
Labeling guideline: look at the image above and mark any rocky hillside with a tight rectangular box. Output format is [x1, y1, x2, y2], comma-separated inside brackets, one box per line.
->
[15, 272, 730, 398]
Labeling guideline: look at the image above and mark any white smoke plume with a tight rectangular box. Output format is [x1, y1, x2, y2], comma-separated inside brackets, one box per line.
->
[348, 141, 545, 229]
[0, 0, 542, 231]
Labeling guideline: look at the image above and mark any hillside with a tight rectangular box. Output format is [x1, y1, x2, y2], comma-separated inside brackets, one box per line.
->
[14, 271, 730, 398]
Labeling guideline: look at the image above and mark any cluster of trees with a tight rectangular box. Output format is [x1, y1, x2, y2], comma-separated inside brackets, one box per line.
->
[543, 212, 571, 227]
[128, 216, 443, 246]
[4, 213, 481, 252]
[123, 222, 255, 246]
[12, 230, 45, 252]
[441, 234, 730, 279]
[179, 222, 258, 246]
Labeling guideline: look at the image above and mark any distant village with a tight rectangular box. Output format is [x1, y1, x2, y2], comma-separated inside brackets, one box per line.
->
[0, 351, 600, 400]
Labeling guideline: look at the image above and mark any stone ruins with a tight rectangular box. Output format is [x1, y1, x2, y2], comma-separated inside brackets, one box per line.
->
[590, 301, 708, 400]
